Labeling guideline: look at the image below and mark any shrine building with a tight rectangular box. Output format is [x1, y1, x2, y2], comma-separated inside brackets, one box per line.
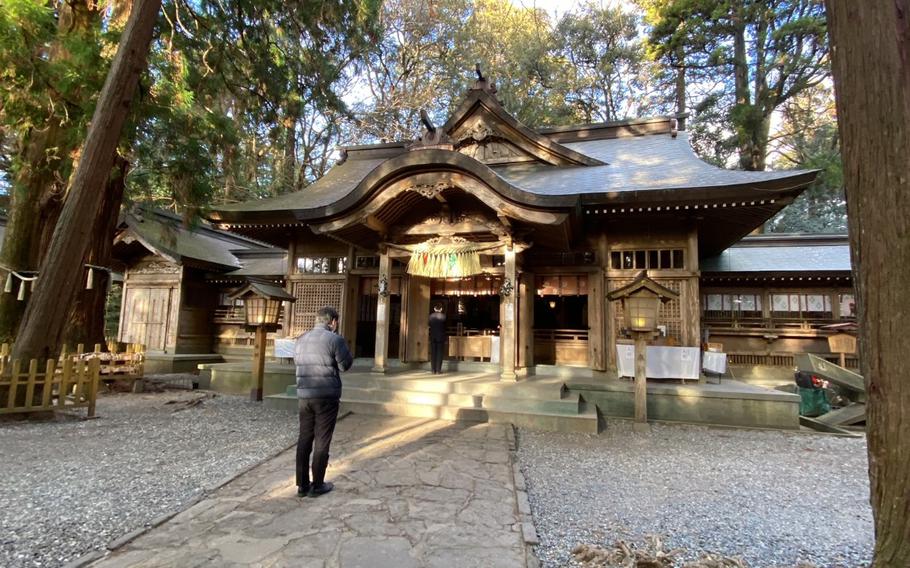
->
[113, 77, 854, 389]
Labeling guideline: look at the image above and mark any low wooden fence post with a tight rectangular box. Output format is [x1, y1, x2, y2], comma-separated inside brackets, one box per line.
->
[88, 358, 100, 418]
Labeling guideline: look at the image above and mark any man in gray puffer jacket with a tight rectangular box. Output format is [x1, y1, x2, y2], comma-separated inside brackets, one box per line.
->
[294, 306, 353, 497]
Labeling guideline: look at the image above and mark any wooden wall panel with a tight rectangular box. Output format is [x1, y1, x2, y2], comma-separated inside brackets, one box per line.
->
[289, 278, 344, 336]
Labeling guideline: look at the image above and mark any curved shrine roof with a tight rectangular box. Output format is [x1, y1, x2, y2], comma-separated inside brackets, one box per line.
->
[208, 88, 816, 227]
[210, 131, 814, 224]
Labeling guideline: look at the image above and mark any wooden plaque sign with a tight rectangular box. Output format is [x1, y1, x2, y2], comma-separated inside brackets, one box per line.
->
[828, 333, 857, 354]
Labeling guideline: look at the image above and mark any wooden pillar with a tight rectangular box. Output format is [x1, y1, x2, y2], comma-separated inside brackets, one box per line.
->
[500, 247, 518, 381]
[633, 330, 649, 431]
[341, 274, 358, 353]
[250, 326, 268, 401]
[682, 227, 701, 347]
[405, 276, 430, 362]
[589, 272, 606, 371]
[372, 247, 391, 373]
[518, 272, 534, 370]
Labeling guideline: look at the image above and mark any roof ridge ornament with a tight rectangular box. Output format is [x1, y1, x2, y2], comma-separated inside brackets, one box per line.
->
[410, 109, 454, 150]
[472, 63, 498, 98]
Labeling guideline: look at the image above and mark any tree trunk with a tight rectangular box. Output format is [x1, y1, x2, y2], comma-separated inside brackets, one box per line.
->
[62, 156, 128, 349]
[675, 48, 686, 129]
[731, 8, 756, 171]
[12, 0, 162, 362]
[826, 1, 910, 564]
[0, 1, 101, 342]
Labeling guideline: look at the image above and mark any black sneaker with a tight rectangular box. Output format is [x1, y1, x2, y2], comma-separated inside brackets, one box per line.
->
[308, 482, 334, 497]
[297, 485, 310, 498]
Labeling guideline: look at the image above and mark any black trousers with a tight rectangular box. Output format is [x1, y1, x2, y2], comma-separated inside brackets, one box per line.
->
[296, 397, 340, 488]
[431, 340, 445, 373]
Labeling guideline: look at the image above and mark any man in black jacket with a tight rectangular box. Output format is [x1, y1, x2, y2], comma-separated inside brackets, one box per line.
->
[429, 303, 447, 374]
[294, 306, 353, 497]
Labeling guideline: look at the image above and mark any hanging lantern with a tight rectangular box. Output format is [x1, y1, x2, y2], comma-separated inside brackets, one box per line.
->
[85, 267, 95, 290]
[17, 280, 27, 301]
[3, 273, 11, 294]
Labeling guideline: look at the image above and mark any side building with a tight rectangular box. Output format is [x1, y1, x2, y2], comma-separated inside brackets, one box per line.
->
[112, 208, 288, 373]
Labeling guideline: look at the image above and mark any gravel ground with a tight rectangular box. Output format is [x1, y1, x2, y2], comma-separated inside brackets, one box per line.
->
[517, 422, 873, 568]
[0, 380, 297, 568]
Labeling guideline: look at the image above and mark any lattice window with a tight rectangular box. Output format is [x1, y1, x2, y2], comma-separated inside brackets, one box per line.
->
[290, 280, 343, 335]
[609, 278, 683, 341]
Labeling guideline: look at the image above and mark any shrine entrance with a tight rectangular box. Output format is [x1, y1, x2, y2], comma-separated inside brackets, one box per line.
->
[430, 275, 503, 363]
[532, 274, 590, 367]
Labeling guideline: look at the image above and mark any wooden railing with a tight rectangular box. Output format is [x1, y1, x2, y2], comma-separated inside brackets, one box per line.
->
[0, 357, 101, 417]
[213, 306, 245, 324]
[533, 328, 589, 367]
[704, 316, 857, 332]
[726, 351, 860, 370]
[533, 329, 589, 342]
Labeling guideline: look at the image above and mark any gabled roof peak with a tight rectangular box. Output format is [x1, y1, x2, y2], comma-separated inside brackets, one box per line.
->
[470, 63, 499, 99]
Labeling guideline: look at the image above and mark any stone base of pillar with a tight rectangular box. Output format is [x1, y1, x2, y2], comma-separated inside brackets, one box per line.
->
[633, 422, 651, 433]
[371, 365, 387, 374]
[499, 371, 518, 382]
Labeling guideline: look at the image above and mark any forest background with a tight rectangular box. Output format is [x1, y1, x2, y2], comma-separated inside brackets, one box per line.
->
[0, 0, 839, 341]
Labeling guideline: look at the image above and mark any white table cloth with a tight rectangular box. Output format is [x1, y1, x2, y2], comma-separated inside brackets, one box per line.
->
[273, 338, 296, 358]
[616, 344, 701, 379]
[701, 351, 728, 375]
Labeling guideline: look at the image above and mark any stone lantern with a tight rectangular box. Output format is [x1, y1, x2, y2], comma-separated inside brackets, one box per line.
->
[230, 279, 296, 401]
[607, 271, 679, 430]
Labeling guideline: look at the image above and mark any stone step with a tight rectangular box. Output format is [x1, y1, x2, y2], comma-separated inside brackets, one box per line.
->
[264, 393, 298, 412]
[451, 380, 566, 400]
[339, 399, 489, 422]
[343, 374, 461, 394]
[342, 386, 483, 409]
[266, 392, 598, 433]
[481, 393, 581, 415]
[487, 405, 599, 434]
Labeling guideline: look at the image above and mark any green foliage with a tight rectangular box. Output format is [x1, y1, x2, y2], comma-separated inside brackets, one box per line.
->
[553, 2, 673, 122]
[766, 86, 846, 233]
[105, 281, 123, 339]
[0, 1, 119, 197]
[641, 0, 829, 170]
[127, 0, 381, 210]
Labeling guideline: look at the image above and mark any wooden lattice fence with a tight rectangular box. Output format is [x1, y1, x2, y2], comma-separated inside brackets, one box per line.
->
[0, 355, 101, 417]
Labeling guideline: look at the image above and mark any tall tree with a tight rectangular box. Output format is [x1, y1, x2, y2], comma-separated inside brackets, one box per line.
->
[643, 0, 828, 170]
[12, 0, 162, 361]
[128, 0, 380, 208]
[825, 1, 910, 564]
[767, 85, 846, 232]
[0, 0, 114, 341]
[553, 2, 673, 123]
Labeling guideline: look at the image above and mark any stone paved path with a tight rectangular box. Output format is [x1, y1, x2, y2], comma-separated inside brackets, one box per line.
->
[92, 415, 530, 568]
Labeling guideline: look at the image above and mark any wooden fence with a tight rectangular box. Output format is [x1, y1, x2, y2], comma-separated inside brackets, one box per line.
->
[0, 357, 101, 417]
[0, 342, 144, 417]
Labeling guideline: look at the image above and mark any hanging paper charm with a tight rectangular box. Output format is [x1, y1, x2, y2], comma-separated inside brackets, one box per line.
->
[86, 267, 95, 290]
[3, 273, 11, 294]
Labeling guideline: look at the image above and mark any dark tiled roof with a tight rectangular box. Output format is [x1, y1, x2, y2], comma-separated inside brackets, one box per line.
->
[212, 132, 812, 217]
[121, 209, 277, 270]
[215, 158, 388, 213]
[702, 236, 852, 273]
[227, 249, 288, 277]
